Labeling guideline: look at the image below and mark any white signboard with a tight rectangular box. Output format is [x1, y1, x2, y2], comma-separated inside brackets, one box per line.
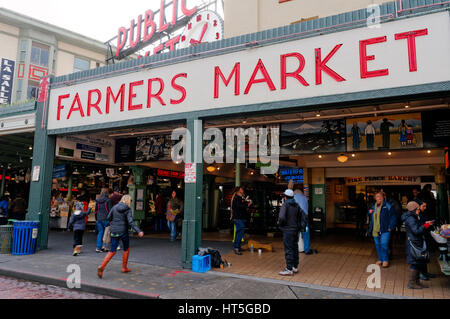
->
[32, 166, 40, 182]
[47, 12, 450, 131]
[55, 134, 115, 164]
[185, 163, 197, 183]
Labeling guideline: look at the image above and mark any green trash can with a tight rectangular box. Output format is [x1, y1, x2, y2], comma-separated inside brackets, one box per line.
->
[0, 225, 13, 254]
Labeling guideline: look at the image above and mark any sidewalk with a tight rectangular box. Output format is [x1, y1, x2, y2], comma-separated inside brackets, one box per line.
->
[0, 231, 410, 299]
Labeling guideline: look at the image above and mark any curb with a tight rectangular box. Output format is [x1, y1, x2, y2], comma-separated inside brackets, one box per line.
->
[210, 271, 418, 300]
[0, 267, 160, 299]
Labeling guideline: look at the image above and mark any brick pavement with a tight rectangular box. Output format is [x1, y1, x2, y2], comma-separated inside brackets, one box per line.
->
[0, 275, 113, 299]
[215, 232, 450, 299]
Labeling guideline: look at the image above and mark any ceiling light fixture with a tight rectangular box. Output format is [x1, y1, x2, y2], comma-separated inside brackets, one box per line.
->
[337, 154, 349, 163]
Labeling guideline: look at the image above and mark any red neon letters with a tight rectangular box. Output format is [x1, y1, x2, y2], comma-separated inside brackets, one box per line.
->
[116, 0, 197, 57]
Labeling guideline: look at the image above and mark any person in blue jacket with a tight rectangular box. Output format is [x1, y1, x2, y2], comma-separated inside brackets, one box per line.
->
[0, 196, 10, 225]
[68, 202, 92, 256]
[368, 192, 397, 268]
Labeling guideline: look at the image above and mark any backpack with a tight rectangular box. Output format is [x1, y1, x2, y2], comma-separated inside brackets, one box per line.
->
[198, 248, 225, 268]
[297, 206, 308, 233]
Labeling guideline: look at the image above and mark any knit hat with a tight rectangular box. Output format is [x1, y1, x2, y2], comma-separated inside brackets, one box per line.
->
[75, 202, 84, 211]
[407, 201, 419, 212]
[284, 189, 294, 198]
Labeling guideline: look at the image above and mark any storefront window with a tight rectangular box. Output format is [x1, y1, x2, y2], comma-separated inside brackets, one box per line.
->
[74, 57, 90, 73]
[30, 42, 50, 67]
[27, 80, 40, 100]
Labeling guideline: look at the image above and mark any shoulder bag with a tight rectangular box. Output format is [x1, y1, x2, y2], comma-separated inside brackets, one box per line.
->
[408, 237, 430, 263]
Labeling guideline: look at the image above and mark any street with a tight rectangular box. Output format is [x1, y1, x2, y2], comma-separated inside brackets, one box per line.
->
[0, 275, 113, 299]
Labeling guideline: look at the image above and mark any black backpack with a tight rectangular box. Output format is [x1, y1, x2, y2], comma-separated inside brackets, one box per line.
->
[297, 206, 308, 233]
[198, 248, 225, 268]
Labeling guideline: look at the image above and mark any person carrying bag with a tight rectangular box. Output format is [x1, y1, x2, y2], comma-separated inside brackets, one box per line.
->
[402, 201, 434, 289]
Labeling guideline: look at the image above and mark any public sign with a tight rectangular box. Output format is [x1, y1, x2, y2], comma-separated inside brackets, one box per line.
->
[115, 0, 199, 59]
[0, 58, 15, 105]
[48, 12, 450, 132]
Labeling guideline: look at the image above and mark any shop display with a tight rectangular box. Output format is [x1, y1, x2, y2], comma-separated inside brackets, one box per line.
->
[281, 119, 346, 155]
[346, 113, 423, 152]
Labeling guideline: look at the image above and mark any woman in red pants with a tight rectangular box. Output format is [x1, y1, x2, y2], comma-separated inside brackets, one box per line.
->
[97, 195, 144, 279]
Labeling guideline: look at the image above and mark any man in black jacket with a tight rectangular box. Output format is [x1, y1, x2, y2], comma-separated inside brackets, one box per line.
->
[278, 189, 302, 276]
[231, 187, 251, 255]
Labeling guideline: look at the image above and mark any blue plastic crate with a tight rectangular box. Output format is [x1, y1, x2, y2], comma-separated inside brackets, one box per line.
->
[192, 254, 211, 273]
[12, 221, 39, 256]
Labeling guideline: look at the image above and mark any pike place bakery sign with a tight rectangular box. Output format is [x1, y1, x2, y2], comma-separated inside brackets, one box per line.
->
[47, 12, 450, 132]
[346, 176, 421, 186]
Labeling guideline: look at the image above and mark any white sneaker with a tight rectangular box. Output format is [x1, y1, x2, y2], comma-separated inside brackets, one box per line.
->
[292, 267, 299, 274]
[279, 269, 294, 276]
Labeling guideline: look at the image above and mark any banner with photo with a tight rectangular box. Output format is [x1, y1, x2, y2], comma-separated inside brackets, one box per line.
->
[346, 113, 423, 152]
[136, 135, 174, 162]
[281, 120, 346, 155]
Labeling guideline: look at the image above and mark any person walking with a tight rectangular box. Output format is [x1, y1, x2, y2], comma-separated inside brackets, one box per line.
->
[231, 187, 251, 255]
[97, 195, 144, 279]
[278, 189, 304, 276]
[154, 190, 166, 232]
[166, 190, 184, 242]
[0, 196, 10, 225]
[402, 201, 434, 289]
[368, 192, 397, 268]
[95, 189, 112, 253]
[109, 187, 122, 208]
[364, 120, 376, 150]
[380, 118, 394, 149]
[355, 193, 367, 238]
[68, 202, 92, 256]
[415, 199, 437, 281]
[9, 193, 27, 221]
[294, 187, 312, 255]
[386, 192, 402, 259]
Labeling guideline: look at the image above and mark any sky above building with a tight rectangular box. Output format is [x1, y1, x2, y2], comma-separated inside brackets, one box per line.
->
[0, 0, 223, 43]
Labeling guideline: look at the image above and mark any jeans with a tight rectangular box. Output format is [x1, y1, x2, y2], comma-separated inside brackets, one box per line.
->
[283, 230, 299, 270]
[373, 232, 391, 262]
[301, 226, 311, 253]
[96, 220, 110, 250]
[168, 220, 179, 241]
[233, 219, 246, 249]
[155, 214, 164, 232]
[73, 230, 84, 248]
[110, 233, 129, 253]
